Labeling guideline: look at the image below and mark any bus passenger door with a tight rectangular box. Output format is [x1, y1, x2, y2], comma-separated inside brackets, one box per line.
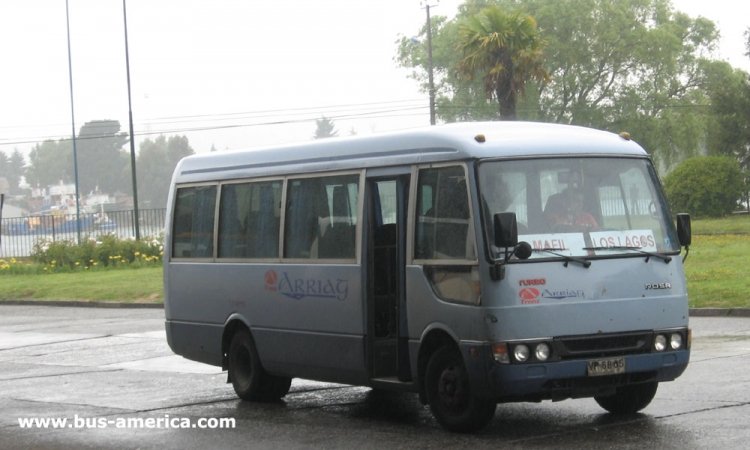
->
[366, 176, 411, 382]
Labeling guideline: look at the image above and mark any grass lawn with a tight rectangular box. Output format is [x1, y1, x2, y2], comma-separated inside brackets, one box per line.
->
[685, 214, 750, 309]
[0, 266, 163, 304]
[690, 214, 750, 235]
[684, 234, 750, 308]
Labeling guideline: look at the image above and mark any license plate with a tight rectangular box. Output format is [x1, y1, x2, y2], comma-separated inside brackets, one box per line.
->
[587, 357, 625, 377]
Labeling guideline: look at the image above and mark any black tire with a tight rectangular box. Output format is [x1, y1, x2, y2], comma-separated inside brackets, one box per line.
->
[425, 346, 496, 432]
[265, 375, 292, 399]
[594, 381, 658, 414]
[228, 328, 291, 401]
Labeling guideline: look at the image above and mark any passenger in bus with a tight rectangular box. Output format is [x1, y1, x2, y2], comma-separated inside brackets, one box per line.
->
[544, 188, 598, 230]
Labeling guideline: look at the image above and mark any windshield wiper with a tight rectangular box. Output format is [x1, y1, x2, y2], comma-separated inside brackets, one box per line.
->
[533, 248, 591, 268]
[583, 246, 672, 263]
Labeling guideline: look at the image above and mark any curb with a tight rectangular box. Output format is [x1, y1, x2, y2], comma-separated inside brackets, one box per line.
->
[688, 308, 750, 318]
[0, 300, 163, 309]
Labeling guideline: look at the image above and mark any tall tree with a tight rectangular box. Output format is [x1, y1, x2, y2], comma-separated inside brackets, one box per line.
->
[532, 0, 717, 169]
[7, 149, 25, 194]
[313, 116, 339, 139]
[455, 5, 549, 120]
[76, 120, 130, 194]
[136, 135, 195, 209]
[0, 151, 8, 192]
[25, 140, 73, 189]
[397, 0, 720, 170]
[704, 60, 750, 211]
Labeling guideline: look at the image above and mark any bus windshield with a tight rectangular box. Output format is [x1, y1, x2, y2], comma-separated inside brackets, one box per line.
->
[478, 157, 680, 261]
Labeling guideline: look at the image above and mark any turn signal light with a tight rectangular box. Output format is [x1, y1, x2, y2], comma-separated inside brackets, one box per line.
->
[492, 343, 509, 364]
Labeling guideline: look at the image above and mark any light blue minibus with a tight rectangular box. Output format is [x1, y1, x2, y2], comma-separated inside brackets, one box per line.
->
[164, 122, 691, 432]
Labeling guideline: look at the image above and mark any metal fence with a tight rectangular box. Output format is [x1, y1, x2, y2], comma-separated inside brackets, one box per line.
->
[0, 209, 166, 258]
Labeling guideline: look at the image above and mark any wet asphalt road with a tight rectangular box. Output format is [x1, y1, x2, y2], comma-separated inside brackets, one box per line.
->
[0, 305, 748, 449]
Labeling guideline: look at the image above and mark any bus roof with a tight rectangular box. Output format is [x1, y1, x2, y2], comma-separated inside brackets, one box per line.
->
[173, 121, 648, 183]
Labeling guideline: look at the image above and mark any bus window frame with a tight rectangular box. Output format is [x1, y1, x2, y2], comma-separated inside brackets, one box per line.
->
[170, 182, 220, 263]
[408, 162, 479, 267]
[281, 170, 364, 265]
[475, 155, 681, 264]
[215, 176, 285, 263]
[408, 162, 481, 305]
[170, 170, 365, 265]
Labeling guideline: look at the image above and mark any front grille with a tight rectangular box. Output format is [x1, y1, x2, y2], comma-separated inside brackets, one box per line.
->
[554, 331, 651, 359]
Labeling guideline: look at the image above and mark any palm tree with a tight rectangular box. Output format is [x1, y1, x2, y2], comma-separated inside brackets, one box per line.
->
[456, 6, 549, 120]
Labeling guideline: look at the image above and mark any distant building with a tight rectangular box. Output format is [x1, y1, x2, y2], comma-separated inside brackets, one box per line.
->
[1, 202, 26, 218]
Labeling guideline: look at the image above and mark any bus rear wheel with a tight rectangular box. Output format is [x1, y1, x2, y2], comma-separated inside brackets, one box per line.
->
[425, 346, 496, 432]
[594, 381, 658, 414]
[228, 328, 291, 401]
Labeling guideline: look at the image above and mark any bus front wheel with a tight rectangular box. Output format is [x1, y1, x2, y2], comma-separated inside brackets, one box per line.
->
[228, 328, 291, 401]
[594, 381, 658, 414]
[425, 346, 496, 432]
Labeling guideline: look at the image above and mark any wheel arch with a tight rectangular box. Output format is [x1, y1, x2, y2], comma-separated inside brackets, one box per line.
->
[222, 313, 252, 371]
[416, 325, 460, 404]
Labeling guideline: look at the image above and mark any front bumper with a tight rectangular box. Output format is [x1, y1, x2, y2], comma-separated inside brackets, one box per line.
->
[461, 342, 690, 402]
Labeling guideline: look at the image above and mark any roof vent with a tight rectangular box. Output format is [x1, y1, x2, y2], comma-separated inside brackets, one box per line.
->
[474, 134, 486, 143]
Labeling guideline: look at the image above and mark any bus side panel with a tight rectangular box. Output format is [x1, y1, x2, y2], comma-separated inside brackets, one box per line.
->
[405, 266, 491, 342]
[165, 320, 223, 366]
[165, 262, 367, 383]
[253, 329, 367, 385]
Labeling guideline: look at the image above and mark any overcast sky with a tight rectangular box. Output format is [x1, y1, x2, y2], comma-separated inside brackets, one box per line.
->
[1, 0, 748, 158]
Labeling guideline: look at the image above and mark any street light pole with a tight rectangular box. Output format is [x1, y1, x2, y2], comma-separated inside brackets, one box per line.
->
[122, 0, 140, 240]
[65, 0, 82, 244]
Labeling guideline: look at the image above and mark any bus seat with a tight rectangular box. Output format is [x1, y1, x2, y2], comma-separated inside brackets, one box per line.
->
[318, 222, 354, 258]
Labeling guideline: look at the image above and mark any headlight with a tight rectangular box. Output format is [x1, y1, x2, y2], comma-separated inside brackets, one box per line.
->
[670, 333, 683, 350]
[654, 334, 667, 352]
[513, 344, 530, 362]
[534, 343, 550, 361]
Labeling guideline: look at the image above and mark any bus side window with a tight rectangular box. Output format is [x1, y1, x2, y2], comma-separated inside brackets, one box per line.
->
[318, 184, 355, 258]
[284, 179, 319, 258]
[414, 166, 479, 304]
[172, 185, 216, 258]
[218, 181, 281, 259]
[415, 166, 475, 260]
[284, 174, 359, 260]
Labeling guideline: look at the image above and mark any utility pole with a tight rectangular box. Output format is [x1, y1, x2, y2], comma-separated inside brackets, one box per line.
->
[65, 0, 82, 244]
[424, 2, 438, 125]
[123, 0, 141, 240]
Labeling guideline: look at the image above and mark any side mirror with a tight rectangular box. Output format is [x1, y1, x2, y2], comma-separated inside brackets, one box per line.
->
[494, 212, 518, 248]
[514, 241, 532, 260]
[676, 213, 691, 247]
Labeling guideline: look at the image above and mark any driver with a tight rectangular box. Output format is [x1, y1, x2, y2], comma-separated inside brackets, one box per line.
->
[545, 188, 598, 230]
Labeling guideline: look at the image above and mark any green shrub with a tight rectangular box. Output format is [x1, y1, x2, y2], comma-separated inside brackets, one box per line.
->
[664, 156, 743, 217]
[0, 258, 45, 274]
[30, 235, 163, 271]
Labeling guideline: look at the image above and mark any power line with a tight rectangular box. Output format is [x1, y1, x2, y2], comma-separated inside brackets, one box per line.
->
[0, 99, 426, 133]
[0, 99, 430, 147]
[143, 98, 428, 122]
[0, 104, 431, 147]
